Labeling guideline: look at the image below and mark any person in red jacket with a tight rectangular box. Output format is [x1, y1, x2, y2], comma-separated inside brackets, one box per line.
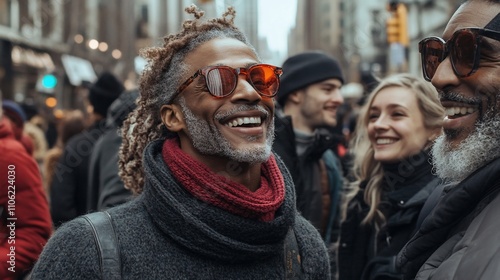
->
[0, 98, 52, 280]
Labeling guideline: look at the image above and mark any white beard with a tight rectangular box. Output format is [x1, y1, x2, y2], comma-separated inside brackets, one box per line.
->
[431, 115, 500, 184]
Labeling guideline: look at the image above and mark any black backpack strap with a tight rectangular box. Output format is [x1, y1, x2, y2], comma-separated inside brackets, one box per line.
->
[284, 227, 303, 279]
[82, 211, 122, 280]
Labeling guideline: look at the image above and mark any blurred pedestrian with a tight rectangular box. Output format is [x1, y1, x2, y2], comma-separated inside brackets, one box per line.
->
[42, 110, 86, 198]
[1, 100, 34, 155]
[31, 5, 330, 279]
[50, 71, 123, 227]
[0, 93, 52, 280]
[397, 3, 500, 279]
[19, 103, 50, 165]
[338, 73, 444, 280]
[86, 90, 138, 211]
[273, 51, 345, 253]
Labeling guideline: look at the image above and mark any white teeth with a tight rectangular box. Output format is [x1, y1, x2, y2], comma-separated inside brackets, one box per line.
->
[376, 138, 396, 145]
[226, 117, 262, 127]
[446, 107, 476, 117]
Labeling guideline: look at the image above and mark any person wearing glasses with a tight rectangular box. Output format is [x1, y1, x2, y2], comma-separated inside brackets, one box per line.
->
[337, 73, 444, 280]
[272, 51, 345, 273]
[397, 2, 500, 279]
[31, 6, 330, 279]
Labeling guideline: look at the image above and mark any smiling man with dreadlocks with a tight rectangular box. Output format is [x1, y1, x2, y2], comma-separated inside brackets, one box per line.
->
[31, 5, 330, 279]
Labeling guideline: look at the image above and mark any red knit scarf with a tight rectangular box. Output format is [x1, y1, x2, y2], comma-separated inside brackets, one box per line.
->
[162, 139, 285, 221]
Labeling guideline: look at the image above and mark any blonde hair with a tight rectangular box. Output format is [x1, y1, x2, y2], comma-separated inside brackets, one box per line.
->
[344, 73, 444, 228]
[119, 5, 256, 194]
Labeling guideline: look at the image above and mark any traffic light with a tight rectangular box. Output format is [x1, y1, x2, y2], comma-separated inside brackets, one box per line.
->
[42, 74, 57, 89]
[386, 3, 409, 46]
[37, 73, 58, 93]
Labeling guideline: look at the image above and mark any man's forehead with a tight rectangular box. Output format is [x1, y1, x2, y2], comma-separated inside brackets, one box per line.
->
[317, 79, 342, 87]
[183, 38, 258, 72]
[443, 2, 500, 39]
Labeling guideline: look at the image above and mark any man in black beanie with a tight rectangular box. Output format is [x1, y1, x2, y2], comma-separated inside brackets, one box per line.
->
[273, 50, 345, 272]
[50, 71, 124, 227]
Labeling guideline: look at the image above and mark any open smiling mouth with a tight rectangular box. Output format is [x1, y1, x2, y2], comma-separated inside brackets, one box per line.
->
[444, 106, 478, 119]
[224, 116, 263, 128]
[376, 138, 397, 145]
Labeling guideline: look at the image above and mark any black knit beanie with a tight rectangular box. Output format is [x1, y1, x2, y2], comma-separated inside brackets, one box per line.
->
[88, 72, 124, 117]
[277, 51, 344, 106]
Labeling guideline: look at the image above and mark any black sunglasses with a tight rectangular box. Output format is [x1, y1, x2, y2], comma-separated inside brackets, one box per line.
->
[419, 13, 500, 81]
[170, 64, 283, 103]
[419, 28, 500, 81]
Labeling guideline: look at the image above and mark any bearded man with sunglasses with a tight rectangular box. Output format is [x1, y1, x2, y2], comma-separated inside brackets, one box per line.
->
[397, 2, 500, 280]
[31, 5, 330, 280]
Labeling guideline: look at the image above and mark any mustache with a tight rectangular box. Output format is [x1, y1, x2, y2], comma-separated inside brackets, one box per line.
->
[214, 105, 270, 121]
[439, 90, 481, 106]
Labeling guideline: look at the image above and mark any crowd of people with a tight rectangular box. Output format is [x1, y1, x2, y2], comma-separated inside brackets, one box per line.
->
[0, 0, 499, 279]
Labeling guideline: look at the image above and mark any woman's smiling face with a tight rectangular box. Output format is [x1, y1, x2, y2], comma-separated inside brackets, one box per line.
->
[367, 86, 435, 163]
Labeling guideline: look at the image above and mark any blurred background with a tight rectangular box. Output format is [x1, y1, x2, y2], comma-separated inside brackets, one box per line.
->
[0, 0, 462, 118]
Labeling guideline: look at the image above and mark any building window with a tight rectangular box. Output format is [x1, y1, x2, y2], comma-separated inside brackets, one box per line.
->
[18, 0, 33, 32]
[0, 0, 9, 26]
[41, 0, 55, 38]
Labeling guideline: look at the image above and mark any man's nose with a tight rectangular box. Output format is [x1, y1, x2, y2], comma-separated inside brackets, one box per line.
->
[230, 77, 262, 104]
[431, 57, 460, 90]
[330, 89, 344, 104]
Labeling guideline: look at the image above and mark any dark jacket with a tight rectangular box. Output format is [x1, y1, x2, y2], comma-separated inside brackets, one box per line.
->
[339, 150, 439, 280]
[87, 90, 138, 211]
[32, 139, 331, 279]
[0, 118, 52, 280]
[272, 115, 304, 195]
[273, 115, 344, 245]
[397, 156, 500, 280]
[50, 119, 107, 227]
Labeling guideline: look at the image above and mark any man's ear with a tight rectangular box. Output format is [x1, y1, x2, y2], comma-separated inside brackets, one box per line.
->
[160, 104, 184, 132]
[288, 90, 303, 104]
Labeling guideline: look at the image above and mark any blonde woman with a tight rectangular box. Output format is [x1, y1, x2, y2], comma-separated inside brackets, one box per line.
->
[337, 73, 444, 280]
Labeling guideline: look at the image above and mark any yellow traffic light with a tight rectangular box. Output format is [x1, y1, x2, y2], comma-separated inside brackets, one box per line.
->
[387, 17, 400, 44]
[386, 3, 409, 46]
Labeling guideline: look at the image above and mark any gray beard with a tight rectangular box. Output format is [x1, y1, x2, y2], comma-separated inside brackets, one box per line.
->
[179, 99, 274, 163]
[431, 115, 500, 184]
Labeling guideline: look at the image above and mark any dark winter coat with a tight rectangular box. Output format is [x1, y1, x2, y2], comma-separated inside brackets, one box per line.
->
[31, 139, 331, 279]
[87, 90, 138, 211]
[273, 115, 344, 244]
[50, 119, 107, 227]
[339, 150, 439, 280]
[397, 156, 500, 280]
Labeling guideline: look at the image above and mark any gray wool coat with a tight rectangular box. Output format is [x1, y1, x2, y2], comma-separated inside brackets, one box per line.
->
[31, 139, 331, 280]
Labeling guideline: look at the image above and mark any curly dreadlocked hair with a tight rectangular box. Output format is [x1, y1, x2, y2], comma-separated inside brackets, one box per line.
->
[119, 5, 257, 195]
